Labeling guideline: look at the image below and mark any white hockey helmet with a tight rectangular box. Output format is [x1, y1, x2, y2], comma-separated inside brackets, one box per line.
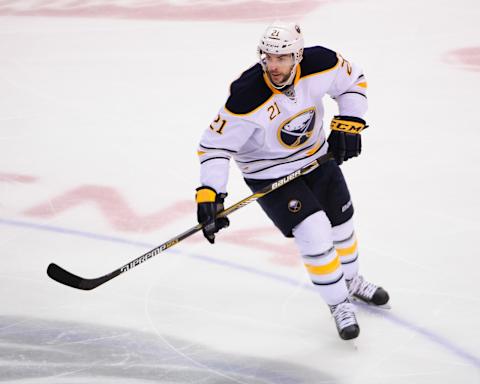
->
[258, 21, 304, 88]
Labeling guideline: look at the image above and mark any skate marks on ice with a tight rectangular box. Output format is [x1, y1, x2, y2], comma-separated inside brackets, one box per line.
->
[2, 216, 479, 372]
[354, 302, 480, 369]
[0, 315, 333, 384]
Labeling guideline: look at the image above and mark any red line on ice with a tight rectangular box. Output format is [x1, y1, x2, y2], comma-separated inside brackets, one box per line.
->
[0, 172, 37, 183]
[0, 0, 327, 21]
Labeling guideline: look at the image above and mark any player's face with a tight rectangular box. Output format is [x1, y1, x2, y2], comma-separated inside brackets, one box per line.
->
[264, 53, 294, 86]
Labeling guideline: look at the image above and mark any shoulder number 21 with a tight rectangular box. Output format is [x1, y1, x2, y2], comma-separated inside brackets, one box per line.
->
[268, 102, 281, 120]
[210, 115, 227, 134]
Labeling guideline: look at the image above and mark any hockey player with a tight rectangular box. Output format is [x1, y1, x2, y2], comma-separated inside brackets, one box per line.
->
[195, 22, 389, 340]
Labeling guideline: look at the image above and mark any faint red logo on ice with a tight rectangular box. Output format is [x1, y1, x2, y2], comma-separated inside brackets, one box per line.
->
[3, 177, 299, 266]
[0, 0, 328, 21]
[444, 47, 480, 72]
[24, 185, 194, 232]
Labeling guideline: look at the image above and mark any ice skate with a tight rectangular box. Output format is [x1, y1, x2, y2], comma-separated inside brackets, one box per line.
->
[329, 299, 360, 340]
[347, 275, 389, 306]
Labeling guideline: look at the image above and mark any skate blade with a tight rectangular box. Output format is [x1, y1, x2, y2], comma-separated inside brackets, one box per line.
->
[351, 297, 391, 310]
[375, 303, 391, 310]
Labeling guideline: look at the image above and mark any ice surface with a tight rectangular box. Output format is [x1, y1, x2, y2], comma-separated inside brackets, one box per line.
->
[0, 0, 479, 383]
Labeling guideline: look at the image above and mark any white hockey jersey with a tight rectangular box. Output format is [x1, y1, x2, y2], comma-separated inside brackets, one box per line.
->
[198, 46, 368, 193]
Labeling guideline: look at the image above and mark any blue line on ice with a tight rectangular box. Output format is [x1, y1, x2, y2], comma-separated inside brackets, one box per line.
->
[1, 217, 479, 368]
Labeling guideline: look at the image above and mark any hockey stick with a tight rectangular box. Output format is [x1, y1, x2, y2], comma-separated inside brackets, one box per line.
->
[47, 152, 334, 290]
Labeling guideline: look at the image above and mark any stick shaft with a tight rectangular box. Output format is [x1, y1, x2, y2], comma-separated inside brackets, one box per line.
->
[47, 153, 332, 290]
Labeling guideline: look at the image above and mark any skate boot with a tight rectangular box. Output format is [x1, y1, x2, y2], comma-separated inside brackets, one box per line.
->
[329, 299, 360, 340]
[347, 275, 389, 305]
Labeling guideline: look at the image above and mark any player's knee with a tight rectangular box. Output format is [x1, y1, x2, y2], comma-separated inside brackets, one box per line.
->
[332, 217, 354, 242]
[292, 211, 333, 255]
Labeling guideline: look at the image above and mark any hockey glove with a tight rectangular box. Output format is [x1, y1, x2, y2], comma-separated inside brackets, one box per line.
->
[196, 186, 230, 244]
[327, 116, 367, 165]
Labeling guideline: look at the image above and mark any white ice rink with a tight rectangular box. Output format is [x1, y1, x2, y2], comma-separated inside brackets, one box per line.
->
[1, 0, 479, 383]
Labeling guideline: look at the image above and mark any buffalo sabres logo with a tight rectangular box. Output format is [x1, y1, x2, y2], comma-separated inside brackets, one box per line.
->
[288, 199, 302, 213]
[277, 107, 316, 148]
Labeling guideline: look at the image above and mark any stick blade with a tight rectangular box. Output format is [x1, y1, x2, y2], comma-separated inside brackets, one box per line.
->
[47, 263, 104, 290]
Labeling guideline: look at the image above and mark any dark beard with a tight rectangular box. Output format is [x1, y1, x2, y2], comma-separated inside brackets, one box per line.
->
[268, 72, 290, 87]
